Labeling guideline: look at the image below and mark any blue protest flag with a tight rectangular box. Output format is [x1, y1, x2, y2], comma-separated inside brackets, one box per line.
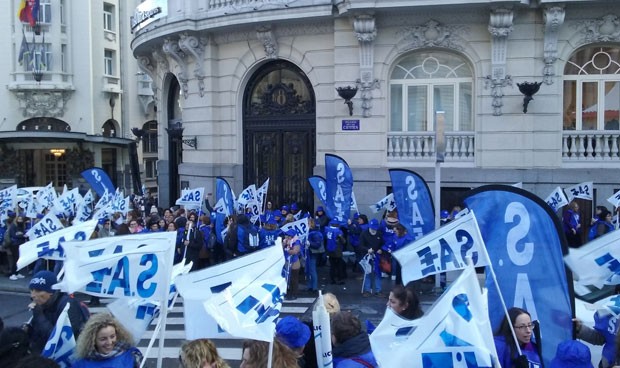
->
[463, 185, 574, 367]
[325, 154, 353, 222]
[388, 169, 435, 240]
[216, 177, 235, 216]
[308, 175, 330, 217]
[80, 167, 115, 197]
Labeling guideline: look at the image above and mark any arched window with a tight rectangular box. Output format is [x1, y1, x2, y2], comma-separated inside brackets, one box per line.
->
[390, 51, 473, 132]
[563, 46, 620, 131]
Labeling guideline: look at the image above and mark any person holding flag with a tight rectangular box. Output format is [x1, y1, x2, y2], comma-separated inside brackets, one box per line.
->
[563, 200, 583, 248]
[494, 307, 542, 368]
[73, 313, 143, 368]
[23, 271, 87, 354]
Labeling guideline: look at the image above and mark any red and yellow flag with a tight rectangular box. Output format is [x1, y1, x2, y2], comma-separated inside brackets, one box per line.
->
[18, 0, 39, 27]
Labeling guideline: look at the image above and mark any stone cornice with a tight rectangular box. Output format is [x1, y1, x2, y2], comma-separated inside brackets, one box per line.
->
[163, 38, 189, 99]
[179, 33, 208, 97]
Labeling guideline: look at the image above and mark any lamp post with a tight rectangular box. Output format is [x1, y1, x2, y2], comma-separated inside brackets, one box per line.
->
[434, 110, 446, 293]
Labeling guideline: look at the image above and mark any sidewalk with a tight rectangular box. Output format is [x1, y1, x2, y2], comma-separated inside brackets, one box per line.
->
[0, 272, 31, 294]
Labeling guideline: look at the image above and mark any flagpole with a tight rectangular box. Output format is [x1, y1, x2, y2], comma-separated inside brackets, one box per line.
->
[140, 291, 178, 368]
[155, 249, 174, 368]
[482, 249, 523, 356]
[267, 337, 274, 368]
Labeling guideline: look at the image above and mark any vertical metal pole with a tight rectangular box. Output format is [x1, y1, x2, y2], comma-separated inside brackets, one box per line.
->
[434, 111, 445, 293]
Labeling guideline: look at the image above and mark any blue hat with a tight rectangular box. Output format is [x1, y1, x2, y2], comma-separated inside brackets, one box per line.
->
[353, 213, 360, 220]
[273, 210, 282, 218]
[276, 316, 311, 349]
[317, 206, 324, 213]
[329, 219, 340, 226]
[291, 203, 298, 211]
[281, 205, 289, 212]
[266, 218, 277, 226]
[550, 340, 593, 368]
[7, 211, 15, 218]
[440, 210, 450, 219]
[29, 271, 57, 293]
[369, 219, 379, 230]
[285, 229, 297, 237]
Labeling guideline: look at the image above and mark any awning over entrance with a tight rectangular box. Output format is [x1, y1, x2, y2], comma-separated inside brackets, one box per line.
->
[0, 130, 135, 147]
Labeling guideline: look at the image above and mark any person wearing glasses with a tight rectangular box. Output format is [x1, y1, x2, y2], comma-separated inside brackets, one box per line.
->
[179, 338, 230, 368]
[494, 307, 542, 368]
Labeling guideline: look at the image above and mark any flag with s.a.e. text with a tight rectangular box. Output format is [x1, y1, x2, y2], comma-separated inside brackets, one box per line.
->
[81, 167, 116, 197]
[325, 154, 354, 223]
[42, 303, 75, 367]
[308, 176, 330, 216]
[389, 169, 434, 240]
[176, 239, 286, 341]
[370, 263, 498, 368]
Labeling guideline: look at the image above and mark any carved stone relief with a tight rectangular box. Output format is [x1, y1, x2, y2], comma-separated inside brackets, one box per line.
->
[179, 33, 208, 97]
[575, 14, 620, 44]
[163, 38, 189, 99]
[14, 91, 71, 118]
[486, 8, 514, 116]
[354, 15, 380, 118]
[396, 19, 469, 52]
[256, 26, 279, 59]
[543, 6, 565, 85]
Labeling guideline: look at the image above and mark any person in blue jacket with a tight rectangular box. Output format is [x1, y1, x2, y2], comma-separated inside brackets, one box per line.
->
[494, 307, 542, 368]
[73, 313, 143, 368]
[387, 224, 414, 286]
[331, 311, 378, 368]
[258, 218, 282, 249]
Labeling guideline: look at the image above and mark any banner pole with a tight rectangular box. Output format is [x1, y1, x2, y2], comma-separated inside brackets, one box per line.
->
[155, 242, 175, 368]
[483, 250, 523, 356]
[267, 337, 274, 368]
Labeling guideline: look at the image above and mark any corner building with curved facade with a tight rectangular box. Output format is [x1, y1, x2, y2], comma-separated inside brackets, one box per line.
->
[131, 0, 620, 222]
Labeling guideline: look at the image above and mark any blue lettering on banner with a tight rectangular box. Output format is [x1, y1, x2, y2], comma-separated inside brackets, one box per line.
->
[421, 351, 492, 368]
[137, 254, 158, 298]
[595, 253, 620, 279]
[416, 230, 477, 275]
[136, 303, 157, 320]
[341, 120, 360, 131]
[546, 192, 563, 210]
[182, 190, 202, 203]
[235, 283, 283, 324]
[42, 325, 74, 365]
[86, 254, 159, 298]
[570, 184, 591, 198]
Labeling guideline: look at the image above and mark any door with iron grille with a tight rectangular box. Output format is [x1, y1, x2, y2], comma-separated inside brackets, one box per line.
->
[243, 61, 316, 210]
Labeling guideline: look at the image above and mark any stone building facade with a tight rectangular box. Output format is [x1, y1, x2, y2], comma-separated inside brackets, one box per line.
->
[131, 0, 620, 222]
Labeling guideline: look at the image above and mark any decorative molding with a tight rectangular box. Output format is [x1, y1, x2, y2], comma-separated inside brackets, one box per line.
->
[15, 91, 71, 118]
[137, 55, 156, 79]
[151, 48, 169, 107]
[576, 14, 620, 45]
[486, 8, 514, 116]
[212, 21, 333, 44]
[230, 0, 292, 12]
[396, 19, 468, 52]
[256, 26, 279, 59]
[354, 15, 379, 118]
[162, 38, 189, 99]
[543, 6, 565, 85]
[179, 33, 208, 97]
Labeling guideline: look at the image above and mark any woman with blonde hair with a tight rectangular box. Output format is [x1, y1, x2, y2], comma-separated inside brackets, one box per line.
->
[239, 339, 300, 368]
[73, 313, 142, 368]
[179, 338, 230, 368]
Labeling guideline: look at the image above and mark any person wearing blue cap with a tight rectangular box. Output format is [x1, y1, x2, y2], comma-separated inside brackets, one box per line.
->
[276, 316, 311, 367]
[359, 219, 384, 297]
[24, 271, 88, 353]
[549, 340, 593, 368]
[325, 220, 347, 285]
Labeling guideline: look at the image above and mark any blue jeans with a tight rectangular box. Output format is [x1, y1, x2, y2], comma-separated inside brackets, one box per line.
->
[307, 252, 320, 290]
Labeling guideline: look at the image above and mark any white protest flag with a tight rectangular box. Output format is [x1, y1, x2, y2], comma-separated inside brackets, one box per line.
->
[564, 229, 620, 288]
[26, 212, 65, 239]
[351, 191, 359, 213]
[54, 232, 176, 300]
[107, 261, 194, 344]
[256, 178, 270, 212]
[175, 187, 205, 210]
[95, 189, 113, 211]
[53, 188, 80, 218]
[42, 303, 76, 367]
[280, 217, 309, 244]
[17, 219, 97, 271]
[565, 181, 594, 202]
[0, 184, 17, 213]
[607, 189, 620, 209]
[392, 210, 490, 284]
[73, 190, 95, 223]
[312, 291, 333, 368]
[176, 239, 287, 340]
[18, 189, 37, 218]
[370, 263, 498, 368]
[369, 193, 396, 214]
[37, 182, 58, 210]
[213, 197, 230, 216]
[237, 184, 257, 214]
[544, 186, 569, 212]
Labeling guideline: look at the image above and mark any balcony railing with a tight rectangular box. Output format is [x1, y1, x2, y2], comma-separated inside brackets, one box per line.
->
[387, 131, 475, 162]
[563, 131, 620, 161]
